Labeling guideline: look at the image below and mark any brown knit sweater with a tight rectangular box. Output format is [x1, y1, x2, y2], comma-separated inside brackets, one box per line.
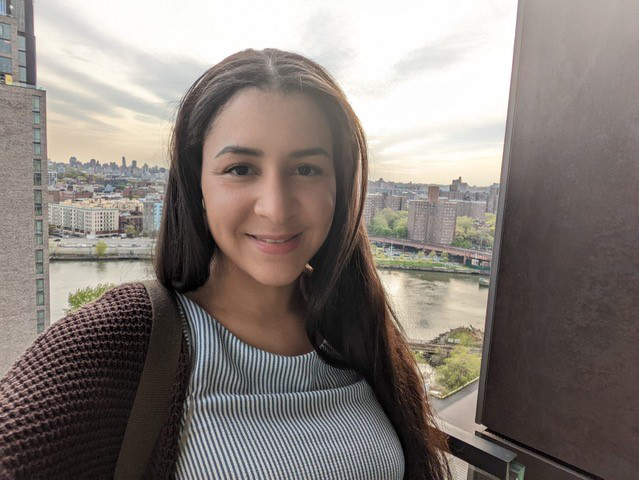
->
[0, 282, 192, 479]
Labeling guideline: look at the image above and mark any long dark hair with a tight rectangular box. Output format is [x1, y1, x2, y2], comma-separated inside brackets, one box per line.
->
[155, 48, 450, 479]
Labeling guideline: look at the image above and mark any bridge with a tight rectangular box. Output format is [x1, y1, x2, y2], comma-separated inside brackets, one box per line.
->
[368, 236, 492, 263]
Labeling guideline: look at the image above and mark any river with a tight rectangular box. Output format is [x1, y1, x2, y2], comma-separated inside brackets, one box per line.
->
[49, 260, 489, 342]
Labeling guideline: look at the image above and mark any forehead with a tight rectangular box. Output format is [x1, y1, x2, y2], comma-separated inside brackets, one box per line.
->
[203, 88, 333, 153]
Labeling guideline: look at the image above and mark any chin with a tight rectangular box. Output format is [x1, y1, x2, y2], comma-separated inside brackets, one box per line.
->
[248, 267, 305, 288]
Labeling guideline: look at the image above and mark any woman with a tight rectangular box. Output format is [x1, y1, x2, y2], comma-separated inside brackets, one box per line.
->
[0, 49, 450, 479]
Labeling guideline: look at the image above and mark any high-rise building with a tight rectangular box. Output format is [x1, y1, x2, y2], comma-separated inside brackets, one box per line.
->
[363, 193, 385, 226]
[0, 0, 49, 375]
[407, 197, 457, 245]
[449, 199, 487, 221]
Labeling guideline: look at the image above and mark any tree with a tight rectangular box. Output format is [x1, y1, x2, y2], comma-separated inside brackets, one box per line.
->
[392, 217, 408, 238]
[435, 346, 481, 391]
[125, 225, 137, 238]
[369, 211, 392, 236]
[441, 252, 449, 263]
[95, 240, 108, 257]
[67, 283, 115, 313]
[427, 250, 437, 260]
[48, 224, 57, 235]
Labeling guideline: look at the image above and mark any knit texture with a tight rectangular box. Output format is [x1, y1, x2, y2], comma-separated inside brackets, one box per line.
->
[0, 282, 191, 479]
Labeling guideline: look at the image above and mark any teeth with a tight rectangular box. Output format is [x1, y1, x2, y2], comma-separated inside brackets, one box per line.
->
[253, 235, 295, 244]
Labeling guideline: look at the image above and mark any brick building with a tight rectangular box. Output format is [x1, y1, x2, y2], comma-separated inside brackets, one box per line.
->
[0, 0, 49, 375]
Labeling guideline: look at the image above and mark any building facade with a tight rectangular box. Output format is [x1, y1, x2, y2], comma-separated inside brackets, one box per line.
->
[0, 0, 48, 375]
[49, 202, 119, 235]
[363, 193, 385, 226]
[407, 198, 457, 245]
[450, 199, 487, 221]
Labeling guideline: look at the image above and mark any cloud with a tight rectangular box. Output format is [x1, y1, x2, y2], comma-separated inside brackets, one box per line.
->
[298, 8, 356, 79]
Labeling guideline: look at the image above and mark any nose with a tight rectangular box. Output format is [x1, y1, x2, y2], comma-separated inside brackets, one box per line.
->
[253, 172, 297, 225]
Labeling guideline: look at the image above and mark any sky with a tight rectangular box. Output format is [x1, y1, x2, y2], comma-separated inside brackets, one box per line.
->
[35, 0, 517, 186]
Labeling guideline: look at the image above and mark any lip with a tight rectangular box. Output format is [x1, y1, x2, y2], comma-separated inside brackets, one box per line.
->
[248, 233, 300, 241]
[247, 232, 302, 255]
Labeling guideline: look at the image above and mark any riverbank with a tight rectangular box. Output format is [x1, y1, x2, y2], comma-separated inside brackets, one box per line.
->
[50, 251, 490, 276]
[412, 326, 484, 399]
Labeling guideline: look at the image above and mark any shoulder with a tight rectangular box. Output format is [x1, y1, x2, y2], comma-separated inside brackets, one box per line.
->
[0, 282, 155, 476]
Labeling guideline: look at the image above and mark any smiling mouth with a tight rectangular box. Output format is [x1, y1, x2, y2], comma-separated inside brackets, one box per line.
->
[247, 233, 301, 244]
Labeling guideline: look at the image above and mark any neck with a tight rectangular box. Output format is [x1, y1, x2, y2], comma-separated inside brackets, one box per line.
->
[185, 256, 311, 356]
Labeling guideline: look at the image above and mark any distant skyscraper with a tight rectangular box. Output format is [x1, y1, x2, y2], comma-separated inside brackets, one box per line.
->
[121, 156, 126, 168]
[0, 0, 49, 375]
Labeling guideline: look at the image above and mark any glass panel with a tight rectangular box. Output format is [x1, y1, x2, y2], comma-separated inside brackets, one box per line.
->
[37, 311, 45, 333]
[0, 1, 6, 16]
[35, 234, 42, 245]
[0, 39, 9, 54]
[34, 189, 42, 203]
[32, 96, 40, 112]
[36, 310, 45, 333]
[19, 65, 26, 82]
[36, 262, 43, 274]
[35, 219, 42, 233]
[0, 23, 10, 40]
[33, 159, 41, 173]
[18, 34, 25, 51]
[18, 50, 26, 66]
[36, 292, 44, 306]
[0, 56, 10, 74]
[33, 172, 41, 185]
[34, 204, 42, 216]
[36, 279, 44, 291]
[36, 250, 43, 262]
[34, 112, 40, 124]
[33, 129, 41, 143]
[33, 143, 41, 156]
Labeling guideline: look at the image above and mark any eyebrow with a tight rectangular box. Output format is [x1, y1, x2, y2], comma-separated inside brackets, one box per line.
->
[215, 145, 331, 159]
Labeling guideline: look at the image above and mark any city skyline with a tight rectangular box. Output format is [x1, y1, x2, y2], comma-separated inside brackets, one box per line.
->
[36, 0, 517, 186]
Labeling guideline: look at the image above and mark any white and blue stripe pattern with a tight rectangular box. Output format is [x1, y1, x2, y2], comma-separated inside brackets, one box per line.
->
[174, 292, 405, 479]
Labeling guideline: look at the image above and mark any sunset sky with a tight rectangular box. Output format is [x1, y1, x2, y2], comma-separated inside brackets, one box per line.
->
[36, 0, 517, 186]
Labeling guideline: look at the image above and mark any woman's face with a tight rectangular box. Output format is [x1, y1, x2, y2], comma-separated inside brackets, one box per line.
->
[201, 88, 336, 287]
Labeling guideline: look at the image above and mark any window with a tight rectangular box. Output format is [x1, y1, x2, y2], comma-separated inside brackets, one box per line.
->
[36, 250, 43, 274]
[36, 278, 44, 292]
[33, 128, 41, 143]
[0, 23, 10, 41]
[34, 143, 41, 156]
[18, 34, 25, 51]
[34, 172, 41, 185]
[36, 292, 45, 306]
[18, 50, 26, 66]
[0, 39, 9, 54]
[0, 1, 6, 16]
[34, 159, 41, 173]
[19, 66, 26, 83]
[32, 96, 40, 112]
[36, 311, 45, 334]
[0, 56, 10, 74]
[35, 234, 42, 245]
[35, 219, 42, 233]
[34, 112, 40, 124]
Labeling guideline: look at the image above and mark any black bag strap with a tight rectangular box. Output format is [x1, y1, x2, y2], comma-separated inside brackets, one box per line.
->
[114, 280, 184, 479]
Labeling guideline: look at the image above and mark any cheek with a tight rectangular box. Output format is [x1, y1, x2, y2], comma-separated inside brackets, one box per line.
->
[306, 185, 337, 233]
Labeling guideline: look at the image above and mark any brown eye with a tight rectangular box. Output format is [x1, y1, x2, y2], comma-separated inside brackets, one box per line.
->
[296, 165, 321, 176]
[226, 165, 253, 176]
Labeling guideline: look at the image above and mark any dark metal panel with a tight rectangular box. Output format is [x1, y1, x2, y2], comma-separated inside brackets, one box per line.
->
[478, 0, 639, 478]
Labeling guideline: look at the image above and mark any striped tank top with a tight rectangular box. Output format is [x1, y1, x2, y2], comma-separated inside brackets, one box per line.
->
[174, 292, 405, 479]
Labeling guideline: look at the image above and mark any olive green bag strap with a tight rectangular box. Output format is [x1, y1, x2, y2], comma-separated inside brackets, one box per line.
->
[114, 280, 184, 479]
